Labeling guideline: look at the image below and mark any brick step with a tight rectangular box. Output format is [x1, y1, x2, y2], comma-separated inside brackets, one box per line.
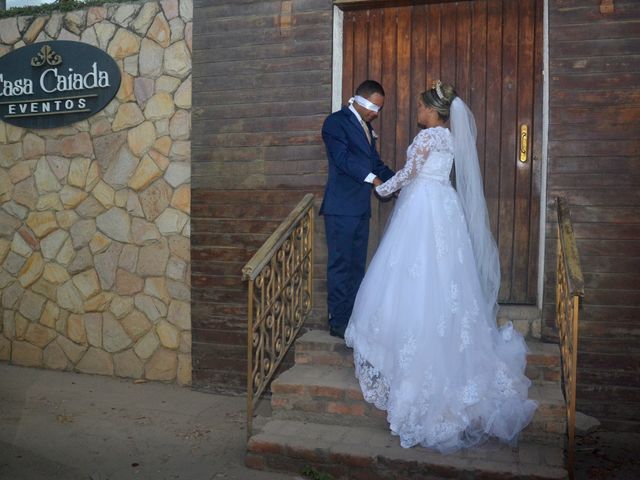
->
[246, 419, 568, 480]
[271, 364, 566, 446]
[497, 305, 542, 339]
[295, 330, 561, 385]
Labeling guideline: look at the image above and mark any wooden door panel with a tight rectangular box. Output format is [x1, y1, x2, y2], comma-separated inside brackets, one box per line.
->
[470, 1, 488, 188]
[498, 0, 519, 301]
[396, 8, 413, 170]
[342, 0, 542, 304]
[513, 0, 536, 302]
[528, 0, 544, 302]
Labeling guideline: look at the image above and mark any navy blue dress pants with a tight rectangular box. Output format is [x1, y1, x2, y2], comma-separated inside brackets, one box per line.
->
[324, 214, 370, 331]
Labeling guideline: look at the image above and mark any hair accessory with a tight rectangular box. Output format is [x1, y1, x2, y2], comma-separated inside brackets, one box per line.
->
[432, 80, 445, 101]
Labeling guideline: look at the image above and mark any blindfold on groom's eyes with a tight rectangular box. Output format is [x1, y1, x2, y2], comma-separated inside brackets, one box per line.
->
[349, 95, 382, 113]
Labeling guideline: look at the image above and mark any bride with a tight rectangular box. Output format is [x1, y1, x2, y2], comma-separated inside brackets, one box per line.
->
[344, 81, 538, 453]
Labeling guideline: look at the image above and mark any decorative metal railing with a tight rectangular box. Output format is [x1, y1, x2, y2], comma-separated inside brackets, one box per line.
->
[555, 197, 584, 480]
[242, 194, 314, 438]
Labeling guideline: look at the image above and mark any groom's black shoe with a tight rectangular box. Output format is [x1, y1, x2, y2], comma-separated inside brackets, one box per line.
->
[329, 324, 346, 339]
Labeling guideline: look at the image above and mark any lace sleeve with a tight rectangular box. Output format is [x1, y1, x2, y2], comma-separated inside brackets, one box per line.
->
[376, 130, 431, 197]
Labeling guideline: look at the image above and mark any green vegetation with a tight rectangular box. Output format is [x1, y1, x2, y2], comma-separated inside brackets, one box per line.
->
[0, 0, 143, 19]
[302, 465, 335, 480]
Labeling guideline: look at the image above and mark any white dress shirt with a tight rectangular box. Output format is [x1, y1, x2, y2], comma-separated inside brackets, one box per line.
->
[349, 104, 377, 184]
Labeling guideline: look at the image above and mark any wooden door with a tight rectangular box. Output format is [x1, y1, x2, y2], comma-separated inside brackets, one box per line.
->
[341, 0, 543, 304]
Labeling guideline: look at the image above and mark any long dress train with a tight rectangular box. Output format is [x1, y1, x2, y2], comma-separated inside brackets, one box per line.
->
[344, 126, 537, 453]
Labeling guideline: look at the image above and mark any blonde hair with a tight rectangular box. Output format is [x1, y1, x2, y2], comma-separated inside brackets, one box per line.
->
[420, 82, 457, 122]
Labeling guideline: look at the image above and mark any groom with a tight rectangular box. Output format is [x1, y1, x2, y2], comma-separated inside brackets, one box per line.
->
[320, 80, 394, 339]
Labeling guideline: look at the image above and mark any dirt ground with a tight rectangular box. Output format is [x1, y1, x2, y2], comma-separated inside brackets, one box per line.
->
[1, 363, 638, 480]
[0, 364, 295, 480]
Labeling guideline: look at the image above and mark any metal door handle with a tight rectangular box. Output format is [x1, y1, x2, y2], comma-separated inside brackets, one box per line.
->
[519, 124, 528, 163]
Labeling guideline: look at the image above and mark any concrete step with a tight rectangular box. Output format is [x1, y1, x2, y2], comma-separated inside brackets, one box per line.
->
[295, 330, 561, 385]
[246, 419, 568, 479]
[271, 363, 566, 446]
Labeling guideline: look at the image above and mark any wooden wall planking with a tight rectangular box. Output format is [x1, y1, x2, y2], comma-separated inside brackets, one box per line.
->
[545, 0, 640, 431]
[191, 0, 332, 392]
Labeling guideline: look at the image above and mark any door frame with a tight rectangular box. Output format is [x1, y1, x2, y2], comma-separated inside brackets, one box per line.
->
[331, 0, 550, 309]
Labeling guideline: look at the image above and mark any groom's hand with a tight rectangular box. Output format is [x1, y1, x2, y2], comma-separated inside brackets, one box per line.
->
[372, 177, 383, 187]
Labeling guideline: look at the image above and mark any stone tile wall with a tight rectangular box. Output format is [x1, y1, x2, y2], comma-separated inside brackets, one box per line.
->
[0, 0, 192, 385]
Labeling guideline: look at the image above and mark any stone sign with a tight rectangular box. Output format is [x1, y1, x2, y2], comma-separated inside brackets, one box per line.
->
[0, 40, 121, 129]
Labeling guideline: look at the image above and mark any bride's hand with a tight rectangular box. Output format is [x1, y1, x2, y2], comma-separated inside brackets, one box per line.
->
[375, 189, 398, 202]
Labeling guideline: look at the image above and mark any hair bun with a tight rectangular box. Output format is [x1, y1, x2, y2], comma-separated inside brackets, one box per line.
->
[440, 83, 457, 104]
[432, 80, 456, 104]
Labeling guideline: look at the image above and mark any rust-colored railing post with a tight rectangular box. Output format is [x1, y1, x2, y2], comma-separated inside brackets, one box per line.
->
[243, 194, 315, 439]
[555, 197, 584, 480]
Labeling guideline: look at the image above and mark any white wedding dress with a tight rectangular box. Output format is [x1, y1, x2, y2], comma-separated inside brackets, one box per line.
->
[345, 126, 537, 453]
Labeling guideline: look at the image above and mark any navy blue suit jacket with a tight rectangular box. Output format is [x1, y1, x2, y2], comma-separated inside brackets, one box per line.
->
[320, 106, 394, 217]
